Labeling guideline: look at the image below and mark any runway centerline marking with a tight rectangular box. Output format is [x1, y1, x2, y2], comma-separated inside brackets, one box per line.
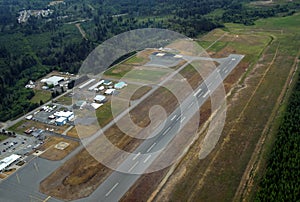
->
[144, 155, 152, 163]
[193, 88, 202, 97]
[147, 142, 157, 152]
[105, 182, 119, 197]
[128, 161, 139, 172]
[188, 102, 194, 109]
[162, 127, 171, 136]
[132, 152, 141, 160]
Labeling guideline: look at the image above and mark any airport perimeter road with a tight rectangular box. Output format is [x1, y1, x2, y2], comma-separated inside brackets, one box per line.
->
[75, 54, 244, 202]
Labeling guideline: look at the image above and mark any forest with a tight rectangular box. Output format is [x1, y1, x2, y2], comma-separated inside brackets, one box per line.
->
[0, 0, 299, 121]
[255, 72, 300, 201]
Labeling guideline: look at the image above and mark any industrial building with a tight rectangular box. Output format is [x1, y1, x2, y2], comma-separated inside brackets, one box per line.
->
[42, 76, 64, 86]
[55, 117, 68, 126]
[54, 111, 74, 121]
[0, 154, 21, 172]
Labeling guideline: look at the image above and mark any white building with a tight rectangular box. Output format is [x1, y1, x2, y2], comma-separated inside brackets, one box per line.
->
[105, 89, 116, 95]
[43, 76, 64, 86]
[54, 111, 74, 121]
[94, 95, 106, 103]
[0, 154, 21, 172]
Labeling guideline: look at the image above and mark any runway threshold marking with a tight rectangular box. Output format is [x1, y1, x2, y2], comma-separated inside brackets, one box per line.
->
[143, 155, 152, 163]
[128, 161, 139, 172]
[132, 152, 141, 160]
[105, 182, 120, 197]
[147, 142, 157, 152]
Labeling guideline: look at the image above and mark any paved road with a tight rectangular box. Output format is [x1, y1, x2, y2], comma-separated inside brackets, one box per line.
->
[74, 54, 244, 202]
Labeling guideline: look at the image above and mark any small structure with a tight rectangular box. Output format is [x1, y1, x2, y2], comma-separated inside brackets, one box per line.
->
[32, 129, 44, 138]
[54, 142, 70, 150]
[156, 53, 166, 57]
[0, 154, 21, 172]
[55, 117, 67, 126]
[88, 80, 104, 91]
[25, 115, 33, 120]
[114, 81, 127, 89]
[91, 103, 103, 110]
[103, 80, 112, 86]
[105, 89, 116, 95]
[94, 95, 106, 103]
[98, 86, 105, 91]
[75, 100, 87, 109]
[43, 76, 64, 86]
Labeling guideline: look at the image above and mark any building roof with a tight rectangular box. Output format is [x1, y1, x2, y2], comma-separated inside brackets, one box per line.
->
[105, 89, 116, 95]
[54, 111, 74, 118]
[45, 76, 64, 85]
[91, 103, 103, 110]
[88, 80, 104, 91]
[0, 154, 21, 171]
[55, 117, 67, 123]
[114, 82, 127, 89]
[103, 80, 112, 85]
[94, 95, 106, 102]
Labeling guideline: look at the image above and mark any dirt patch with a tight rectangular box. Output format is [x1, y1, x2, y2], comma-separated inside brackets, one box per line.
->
[39, 137, 79, 161]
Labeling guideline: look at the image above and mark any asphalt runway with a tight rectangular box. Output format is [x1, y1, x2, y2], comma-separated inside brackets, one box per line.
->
[0, 54, 243, 202]
[74, 54, 244, 202]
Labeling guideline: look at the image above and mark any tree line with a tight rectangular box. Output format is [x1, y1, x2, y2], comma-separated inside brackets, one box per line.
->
[255, 73, 300, 201]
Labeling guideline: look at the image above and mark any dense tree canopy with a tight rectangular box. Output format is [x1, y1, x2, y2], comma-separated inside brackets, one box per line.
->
[0, 0, 299, 121]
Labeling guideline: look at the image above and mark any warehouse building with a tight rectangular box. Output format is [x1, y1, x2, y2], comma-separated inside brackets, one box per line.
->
[0, 154, 21, 172]
[42, 76, 64, 86]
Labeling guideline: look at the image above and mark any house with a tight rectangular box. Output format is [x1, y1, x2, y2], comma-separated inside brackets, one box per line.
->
[114, 82, 127, 89]
[105, 89, 116, 95]
[103, 80, 112, 86]
[94, 95, 106, 103]
[43, 76, 64, 86]
[55, 117, 67, 126]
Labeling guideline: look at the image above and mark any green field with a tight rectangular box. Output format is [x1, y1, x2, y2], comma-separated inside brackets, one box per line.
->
[30, 90, 52, 104]
[0, 134, 8, 142]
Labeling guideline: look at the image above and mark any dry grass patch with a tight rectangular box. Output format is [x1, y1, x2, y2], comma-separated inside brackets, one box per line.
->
[39, 137, 79, 161]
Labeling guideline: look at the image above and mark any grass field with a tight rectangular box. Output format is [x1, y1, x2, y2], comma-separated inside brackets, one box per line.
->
[55, 94, 72, 106]
[121, 13, 300, 202]
[0, 134, 8, 142]
[30, 90, 52, 104]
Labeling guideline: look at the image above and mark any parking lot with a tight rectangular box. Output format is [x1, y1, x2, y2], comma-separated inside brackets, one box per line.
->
[33, 104, 72, 125]
[0, 134, 43, 159]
